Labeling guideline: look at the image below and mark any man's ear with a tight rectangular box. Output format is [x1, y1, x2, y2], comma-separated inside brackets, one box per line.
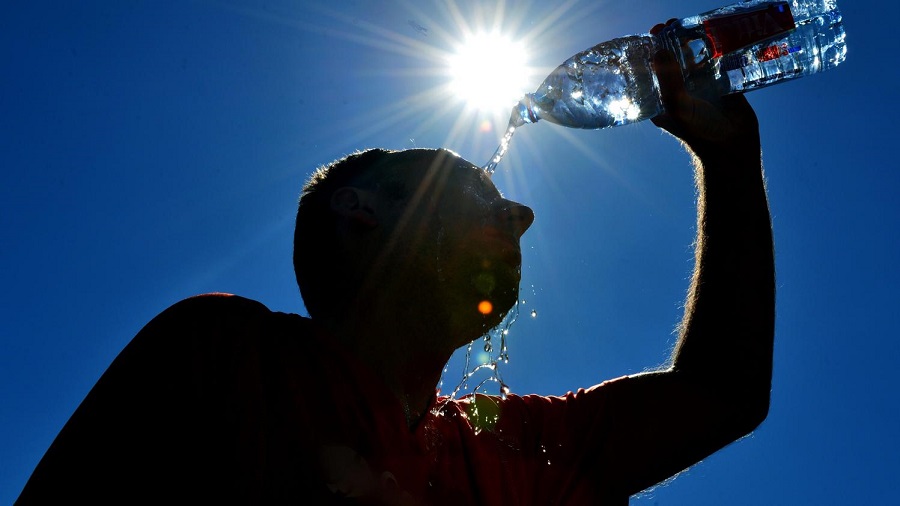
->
[330, 187, 379, 229]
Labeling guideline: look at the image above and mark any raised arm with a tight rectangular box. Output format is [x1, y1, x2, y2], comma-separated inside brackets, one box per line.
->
[594, 35, 775, 497]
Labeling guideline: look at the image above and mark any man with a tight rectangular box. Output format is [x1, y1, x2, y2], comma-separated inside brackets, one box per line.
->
[17, 40, 774, 504]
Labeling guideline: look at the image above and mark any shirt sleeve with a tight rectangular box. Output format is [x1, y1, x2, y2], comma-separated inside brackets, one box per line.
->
[492, 376, 633, 504]
[16, 293, 272, 504]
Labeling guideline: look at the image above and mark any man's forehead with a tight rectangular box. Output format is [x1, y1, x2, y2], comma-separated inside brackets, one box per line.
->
[343, 150, 500, 203]
[398, 153, 478, 176]
[380, 153, 487, 186]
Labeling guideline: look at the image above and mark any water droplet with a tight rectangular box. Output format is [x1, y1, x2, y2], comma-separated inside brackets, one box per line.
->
[530, 309, 537, 318]
[445, 302, 519, 400]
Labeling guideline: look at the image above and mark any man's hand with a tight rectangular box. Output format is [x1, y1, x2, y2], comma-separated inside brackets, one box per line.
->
[649, 22, 759, 157]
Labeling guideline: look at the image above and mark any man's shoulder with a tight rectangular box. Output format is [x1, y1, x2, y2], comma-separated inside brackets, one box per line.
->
[166, 292, 275, 316]
[160, 292, 304, 324]
[133, 293, 312, 352]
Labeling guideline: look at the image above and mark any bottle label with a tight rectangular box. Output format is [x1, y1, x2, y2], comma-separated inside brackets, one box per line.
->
[756, 42, 802, 62]
[719, 41, 802, 72]
[703, 2, 796, 58]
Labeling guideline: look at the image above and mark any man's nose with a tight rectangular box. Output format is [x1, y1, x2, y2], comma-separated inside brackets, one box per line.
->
[498, 201, 534, 238]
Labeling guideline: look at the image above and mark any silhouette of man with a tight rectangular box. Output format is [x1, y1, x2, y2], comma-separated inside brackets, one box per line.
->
[17, 40, 774, 504]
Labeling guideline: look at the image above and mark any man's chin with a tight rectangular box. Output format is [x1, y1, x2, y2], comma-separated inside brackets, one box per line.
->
[474, 286, 519, 328]
[451, 298, 517, 350]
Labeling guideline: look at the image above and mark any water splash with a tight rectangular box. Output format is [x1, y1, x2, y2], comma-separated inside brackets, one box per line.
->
[444, 301, 520, 402]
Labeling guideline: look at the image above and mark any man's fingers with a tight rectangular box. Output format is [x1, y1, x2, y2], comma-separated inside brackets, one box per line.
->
[652, 50, 685, 106]
[649, 19, 677, 35]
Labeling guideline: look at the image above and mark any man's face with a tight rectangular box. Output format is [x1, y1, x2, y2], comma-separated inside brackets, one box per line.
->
[376, 153, 534, 341]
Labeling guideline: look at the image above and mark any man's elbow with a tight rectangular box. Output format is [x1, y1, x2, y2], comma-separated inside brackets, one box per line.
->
[704, 375, 771, 442]
[734, 388, 770, 437]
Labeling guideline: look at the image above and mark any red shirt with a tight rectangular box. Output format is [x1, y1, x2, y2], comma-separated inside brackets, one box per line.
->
[18, 294, 630, 505]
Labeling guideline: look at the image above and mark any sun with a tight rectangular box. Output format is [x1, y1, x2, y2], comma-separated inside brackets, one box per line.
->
[447, 32, 530, 111]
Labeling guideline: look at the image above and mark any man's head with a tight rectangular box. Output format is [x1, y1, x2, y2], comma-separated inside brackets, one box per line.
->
[294, 148, 533, 346]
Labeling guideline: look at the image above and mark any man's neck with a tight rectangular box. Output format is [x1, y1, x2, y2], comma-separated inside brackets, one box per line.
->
[323, 311, 457, 429]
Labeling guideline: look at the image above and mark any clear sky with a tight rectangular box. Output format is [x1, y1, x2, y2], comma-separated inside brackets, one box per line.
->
[2, 1, 898, 503]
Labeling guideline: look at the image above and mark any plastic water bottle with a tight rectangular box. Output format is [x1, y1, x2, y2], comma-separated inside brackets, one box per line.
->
[513, 0, 846, 130]
[482, 0, 847, 173]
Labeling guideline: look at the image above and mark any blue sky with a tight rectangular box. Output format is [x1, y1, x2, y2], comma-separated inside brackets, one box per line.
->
[2, 1, 898, 503]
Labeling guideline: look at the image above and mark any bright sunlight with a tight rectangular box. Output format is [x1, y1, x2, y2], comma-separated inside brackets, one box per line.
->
[447, 32, 530, 111]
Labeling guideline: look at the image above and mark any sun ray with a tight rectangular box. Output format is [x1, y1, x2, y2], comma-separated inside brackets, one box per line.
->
[220, 0, 627, 197]
[518, 0, 585, 44]
[443, 0, 476, 41]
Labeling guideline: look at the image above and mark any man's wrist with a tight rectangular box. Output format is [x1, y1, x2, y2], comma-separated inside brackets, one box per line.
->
[687, 132, 762, 178]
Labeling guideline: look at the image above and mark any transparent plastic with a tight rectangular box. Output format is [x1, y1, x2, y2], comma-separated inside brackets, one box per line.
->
[515, 0, 846, 130]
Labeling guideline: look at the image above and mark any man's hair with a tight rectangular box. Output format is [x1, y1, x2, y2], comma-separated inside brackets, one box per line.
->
[294, 147, 459, 319]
